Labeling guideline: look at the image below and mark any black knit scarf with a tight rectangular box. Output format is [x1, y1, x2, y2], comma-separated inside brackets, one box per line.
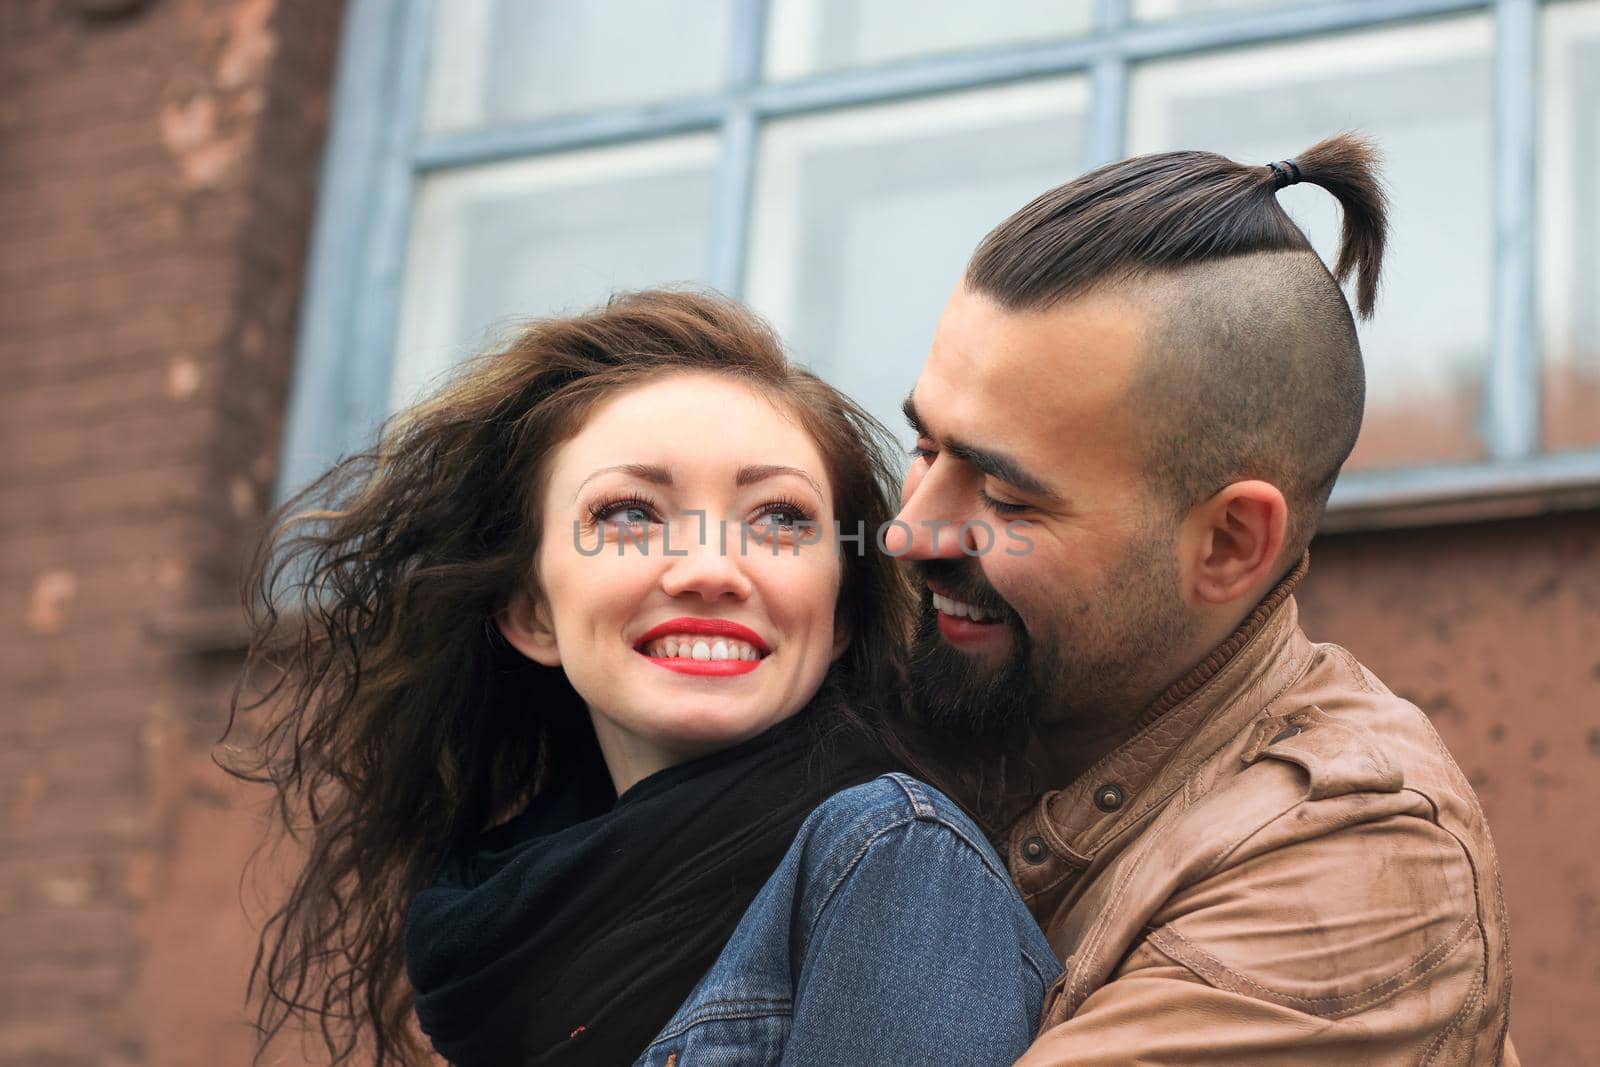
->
[405, 708, 887, 1066]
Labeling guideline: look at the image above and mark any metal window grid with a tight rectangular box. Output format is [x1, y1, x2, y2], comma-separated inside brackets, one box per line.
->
[278, 0, 1600, 528]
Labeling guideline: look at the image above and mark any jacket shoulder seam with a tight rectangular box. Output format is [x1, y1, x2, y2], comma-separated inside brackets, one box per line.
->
[806, 787, 1018, 922]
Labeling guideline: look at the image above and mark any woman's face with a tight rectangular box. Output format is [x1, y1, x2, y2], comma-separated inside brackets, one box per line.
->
[500, 372, 845, 792]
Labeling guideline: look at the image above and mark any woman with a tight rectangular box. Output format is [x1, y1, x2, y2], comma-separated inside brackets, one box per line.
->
[228, 290, 1055, 1065]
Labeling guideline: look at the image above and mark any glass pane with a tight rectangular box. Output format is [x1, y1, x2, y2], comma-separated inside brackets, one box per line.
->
[391, 136, 719, 410]
[425, 0, 734, 131]
[1540, 0, 1600, 453]
[765, 0, 1091, 80]
[1129, 16, 1494, 472]
[746, 78, 1089, 440]
[1134, 0, 1317, 22]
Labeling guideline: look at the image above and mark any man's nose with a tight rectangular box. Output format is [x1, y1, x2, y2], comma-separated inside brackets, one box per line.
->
[890, 467, 972, 560]
[658, 522, 754, 601]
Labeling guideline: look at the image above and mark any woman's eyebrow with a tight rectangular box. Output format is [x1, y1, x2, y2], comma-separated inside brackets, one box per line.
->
[572, 463, 672, 500]
[571, 463, 821, 501]
[736, 464, 823, 497]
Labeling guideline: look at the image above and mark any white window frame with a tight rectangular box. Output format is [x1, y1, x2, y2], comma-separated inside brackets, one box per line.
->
[279, 0, 1600, 530]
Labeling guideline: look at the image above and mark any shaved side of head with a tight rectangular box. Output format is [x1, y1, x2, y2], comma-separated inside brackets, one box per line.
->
[1128, 251, 1364, 555]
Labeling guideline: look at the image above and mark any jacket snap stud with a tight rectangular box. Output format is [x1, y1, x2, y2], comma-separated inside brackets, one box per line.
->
[1021, 835, 1050, 864]
[1272, 724, 1303, 744]
[1094, 784, 1125, 813]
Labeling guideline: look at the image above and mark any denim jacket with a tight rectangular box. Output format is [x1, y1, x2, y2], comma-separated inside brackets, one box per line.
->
[636, 773, 1060, 1066]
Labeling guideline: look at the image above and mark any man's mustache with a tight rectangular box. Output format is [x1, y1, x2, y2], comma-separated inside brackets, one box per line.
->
[912, 559, 1013, 620]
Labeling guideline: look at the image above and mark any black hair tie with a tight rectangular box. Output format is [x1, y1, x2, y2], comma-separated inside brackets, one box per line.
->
[1267, 159, 1303, 189]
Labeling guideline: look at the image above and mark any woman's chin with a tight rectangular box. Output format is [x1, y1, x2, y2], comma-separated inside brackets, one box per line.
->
[642, 700, 793, 753]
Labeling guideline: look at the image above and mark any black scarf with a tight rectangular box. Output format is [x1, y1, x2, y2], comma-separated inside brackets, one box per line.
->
[405, 706, 888, 1066]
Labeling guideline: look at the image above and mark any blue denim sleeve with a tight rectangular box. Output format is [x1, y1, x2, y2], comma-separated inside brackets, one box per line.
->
[778, 774, 1059, 1066]
[637, 774, 1060, 1067]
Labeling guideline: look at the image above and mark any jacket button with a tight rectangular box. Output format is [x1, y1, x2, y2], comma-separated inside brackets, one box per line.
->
[1094, 784, 1125, 812]
[1021, 835, 1050, 864]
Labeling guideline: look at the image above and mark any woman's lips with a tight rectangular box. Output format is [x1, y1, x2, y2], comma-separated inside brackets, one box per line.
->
[634, 616, 770, 652]
[635, 616, 768, 677]
[646, 657, 760, 677]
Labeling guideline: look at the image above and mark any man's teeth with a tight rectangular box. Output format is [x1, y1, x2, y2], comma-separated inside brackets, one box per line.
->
[932, 592, 1000, 623]
[644, 636, 765, 661]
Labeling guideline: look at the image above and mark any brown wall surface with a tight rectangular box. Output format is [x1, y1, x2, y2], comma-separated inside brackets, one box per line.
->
[1, 2, 1597, 1066]
[0, 0, 342, 1064]
[1301, 509, 1600, 1066]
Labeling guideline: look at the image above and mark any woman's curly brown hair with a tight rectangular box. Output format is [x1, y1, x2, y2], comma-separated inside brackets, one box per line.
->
[222, 289, 915, 1064]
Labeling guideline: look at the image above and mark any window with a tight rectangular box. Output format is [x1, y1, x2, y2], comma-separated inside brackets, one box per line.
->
[281, 0, 1600, 528]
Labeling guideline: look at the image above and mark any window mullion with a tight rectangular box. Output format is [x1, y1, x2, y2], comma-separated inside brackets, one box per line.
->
[711, 0, 768, 295]
[1486, 0, 1541, 460]
[1088, 0, 1130, 168]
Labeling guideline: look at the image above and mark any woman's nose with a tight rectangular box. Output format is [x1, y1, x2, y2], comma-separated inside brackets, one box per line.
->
[658, 521, 754, 601]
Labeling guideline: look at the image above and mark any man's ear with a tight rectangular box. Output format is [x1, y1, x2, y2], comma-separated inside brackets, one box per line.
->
[496, 587, 562, 667]
[1182, 480, 1289, 607]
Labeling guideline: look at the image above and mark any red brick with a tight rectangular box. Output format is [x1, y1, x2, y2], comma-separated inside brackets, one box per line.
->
[0, 905, 137, 962]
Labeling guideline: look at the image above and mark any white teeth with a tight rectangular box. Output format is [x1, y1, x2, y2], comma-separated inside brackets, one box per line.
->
[933, 591, 998, 623]
[642, 634, 767, 660]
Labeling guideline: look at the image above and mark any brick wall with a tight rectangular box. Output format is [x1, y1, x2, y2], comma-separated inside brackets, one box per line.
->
[0, 1, 343, 1063]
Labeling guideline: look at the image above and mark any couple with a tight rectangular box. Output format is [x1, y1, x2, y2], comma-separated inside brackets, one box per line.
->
[235, 135, 1515, 1065]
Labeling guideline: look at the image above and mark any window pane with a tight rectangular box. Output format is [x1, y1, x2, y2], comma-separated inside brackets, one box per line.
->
[391, 137, 719, 410]
[1129, 16, 1494, 472]
[1540, 0, 1600, 453]
[1134, 0, 1318, 22]
[764, 0, 1091, 81]
[425, 0, 734, 131]
[746, 78, 1089, 439]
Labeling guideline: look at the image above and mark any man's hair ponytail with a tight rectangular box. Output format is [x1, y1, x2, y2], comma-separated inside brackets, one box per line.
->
[1280, 134, 1388, 318]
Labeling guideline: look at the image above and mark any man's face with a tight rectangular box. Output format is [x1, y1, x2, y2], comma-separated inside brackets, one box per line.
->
[895, 283, 1200, 741]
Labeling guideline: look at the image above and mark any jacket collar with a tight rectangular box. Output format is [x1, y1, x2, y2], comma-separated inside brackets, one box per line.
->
[1008, 553, 1314, 897]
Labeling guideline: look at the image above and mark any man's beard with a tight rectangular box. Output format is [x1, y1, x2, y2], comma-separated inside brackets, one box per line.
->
[907, 572, 1043, 745]
[907, 523, 1197, 746]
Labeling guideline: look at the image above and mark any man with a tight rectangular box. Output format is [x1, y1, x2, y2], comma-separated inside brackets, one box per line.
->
[893, 135, 1516, 1063]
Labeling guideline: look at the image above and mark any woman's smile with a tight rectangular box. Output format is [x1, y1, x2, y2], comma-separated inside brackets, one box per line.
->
[635, 616, 771, 676]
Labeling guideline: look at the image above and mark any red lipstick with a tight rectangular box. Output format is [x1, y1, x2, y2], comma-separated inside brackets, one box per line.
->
[635, 617, 770, 653]
[635, 617, 769, 677]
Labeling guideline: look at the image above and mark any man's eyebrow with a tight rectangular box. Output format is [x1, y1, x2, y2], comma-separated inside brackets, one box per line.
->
[903, 393, 1060, 502]
[946, 442, 1059, 501]
[901, 395, 925, 437]
[573, 463, 671, 500]
[736, 464, 824, 497]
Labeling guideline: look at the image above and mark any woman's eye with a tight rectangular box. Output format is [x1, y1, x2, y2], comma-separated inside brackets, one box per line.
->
[750, 502, 812, 532]
[595, 501, 657, 528]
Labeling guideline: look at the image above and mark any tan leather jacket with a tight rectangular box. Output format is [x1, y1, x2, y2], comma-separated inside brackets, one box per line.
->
[1009, 558, 1517, 1065]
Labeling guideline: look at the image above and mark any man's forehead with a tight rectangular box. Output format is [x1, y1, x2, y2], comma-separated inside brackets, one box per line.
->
[918, 284, 1145, 438]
